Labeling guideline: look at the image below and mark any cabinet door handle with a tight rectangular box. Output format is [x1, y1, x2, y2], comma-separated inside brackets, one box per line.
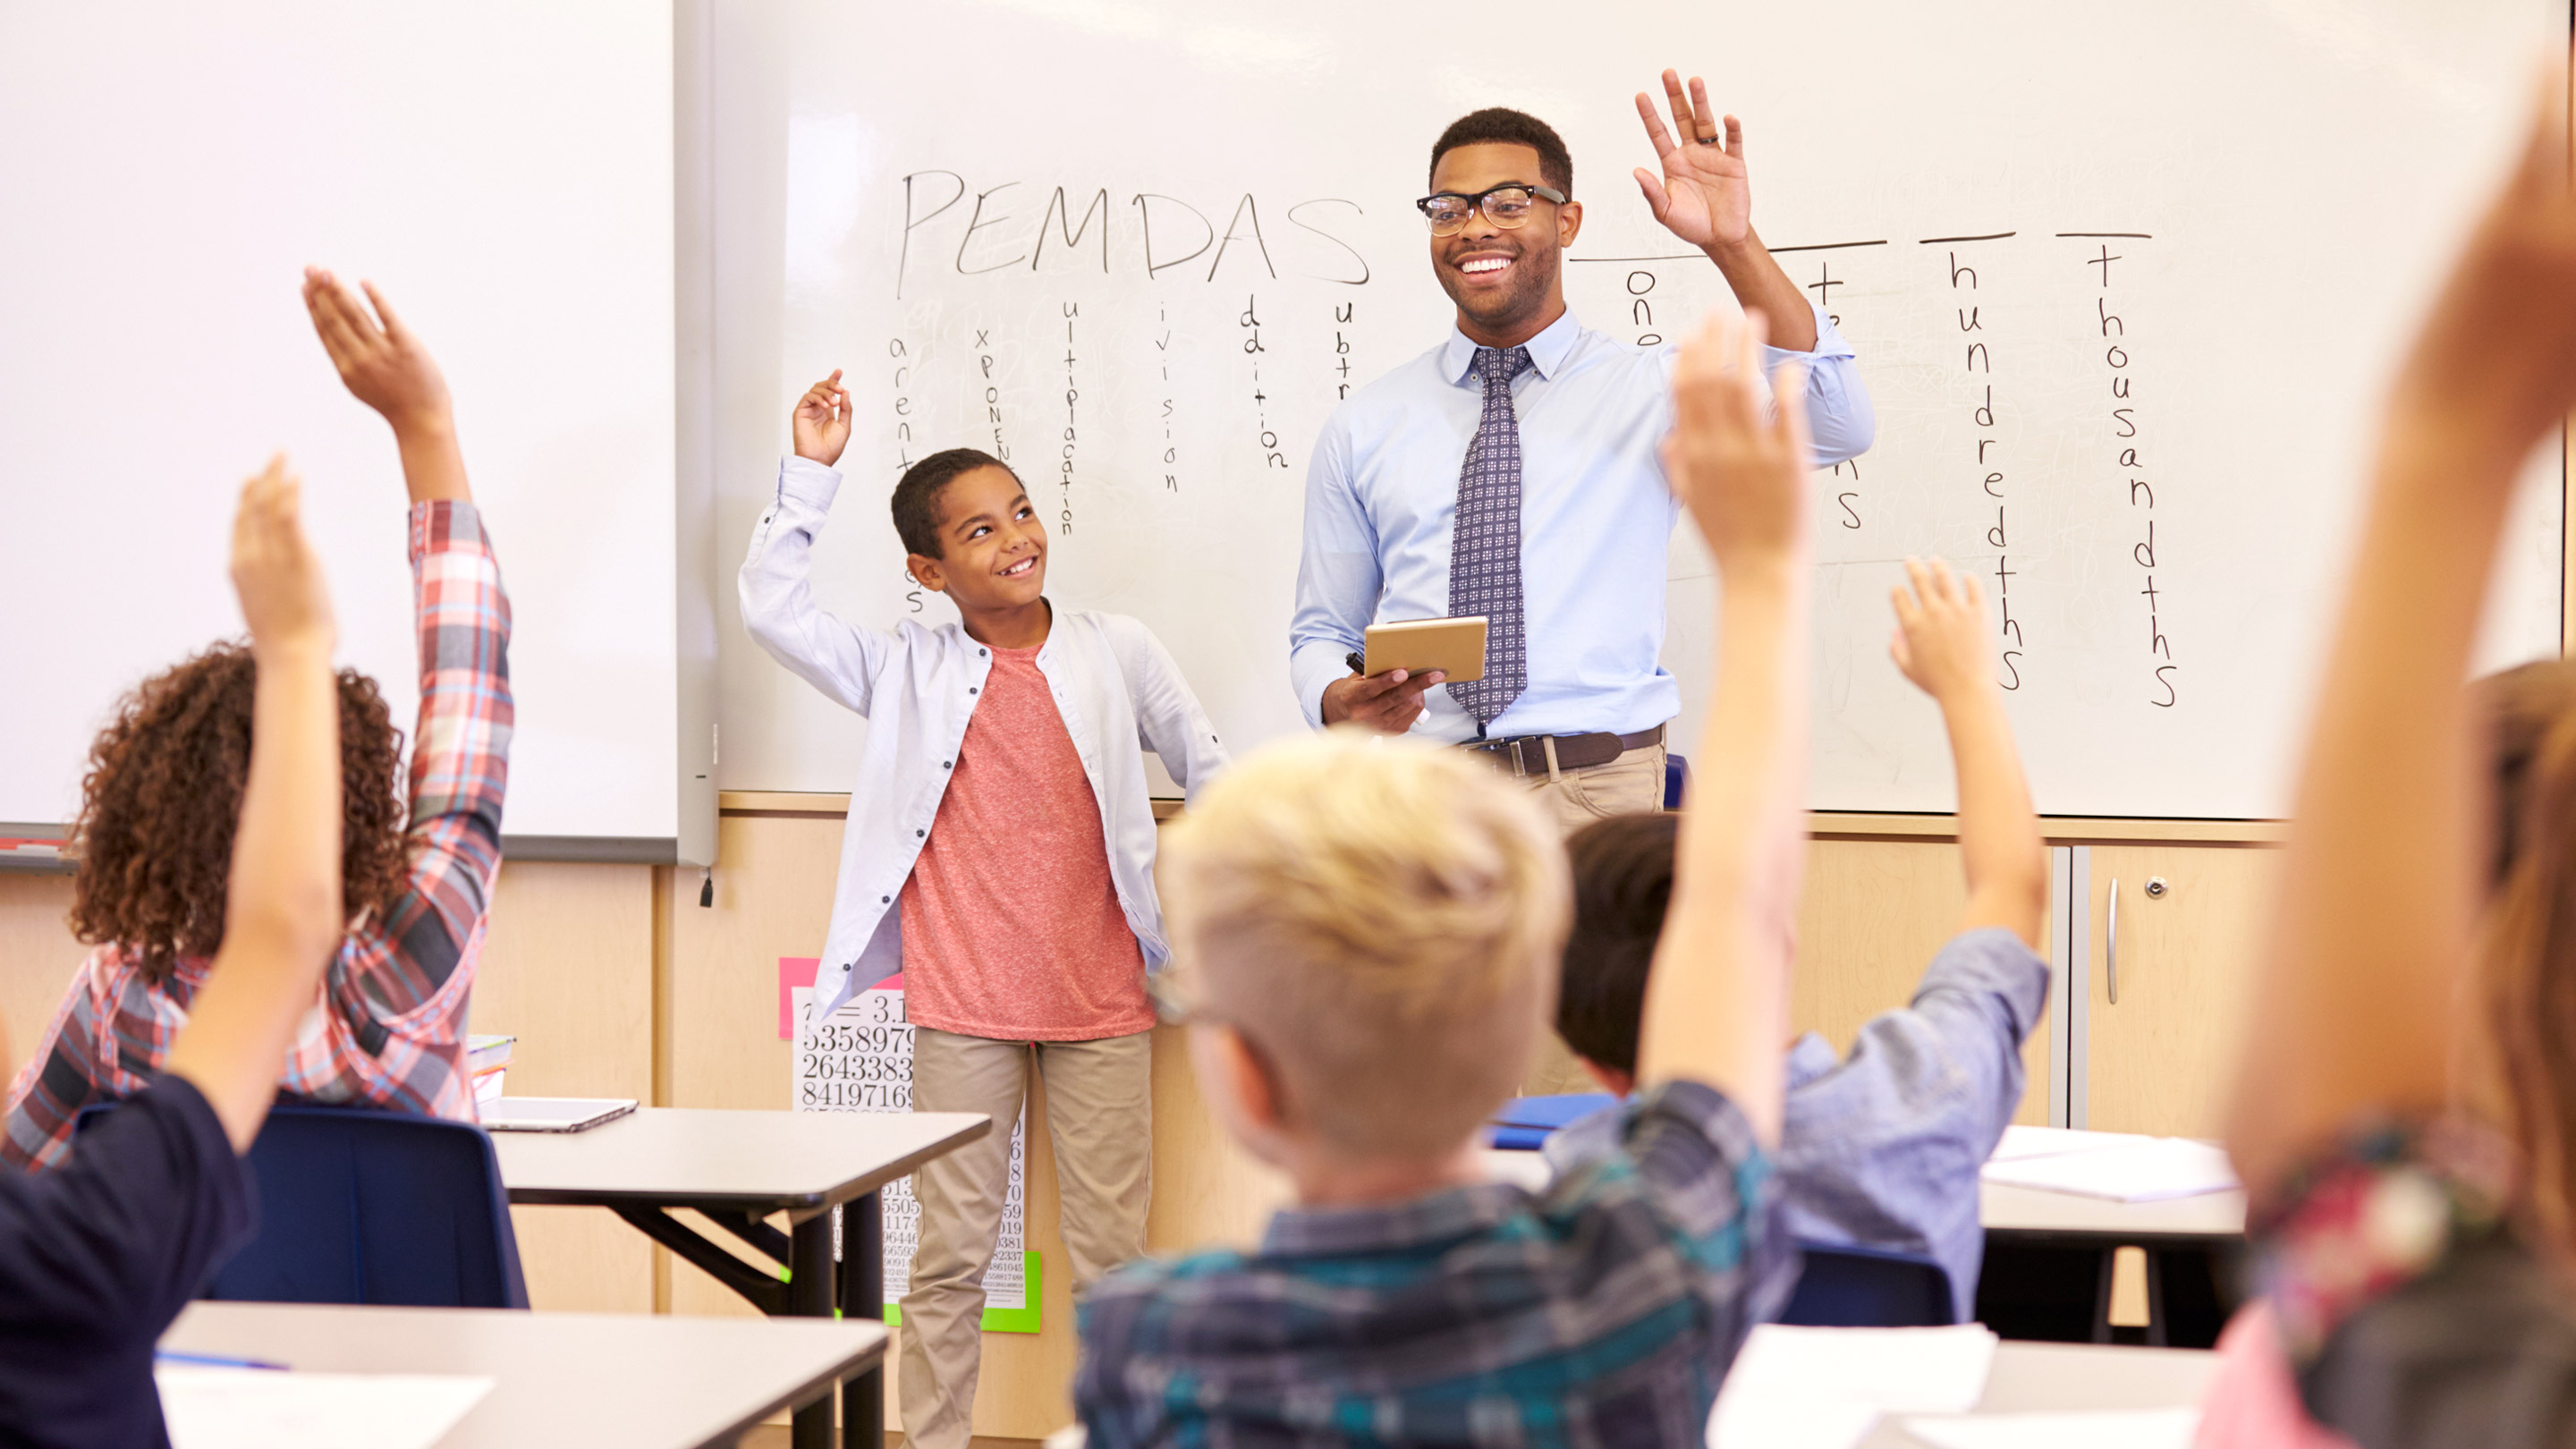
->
[2106, 878, 2120, 1005]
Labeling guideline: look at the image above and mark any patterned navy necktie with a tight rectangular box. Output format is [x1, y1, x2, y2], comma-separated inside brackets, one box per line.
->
[1448, 344, 1533, 730]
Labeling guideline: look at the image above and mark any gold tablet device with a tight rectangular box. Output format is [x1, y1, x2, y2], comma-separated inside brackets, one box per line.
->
[1362, 615, 1487, 683]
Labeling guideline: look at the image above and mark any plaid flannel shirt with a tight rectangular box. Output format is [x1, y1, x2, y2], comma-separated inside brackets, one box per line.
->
[1074, 1080, 1788, 1449]
[2, 501, 511, 1172]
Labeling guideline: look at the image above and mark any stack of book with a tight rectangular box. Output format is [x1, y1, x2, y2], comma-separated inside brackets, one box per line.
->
[468, 1034, 515, 1106]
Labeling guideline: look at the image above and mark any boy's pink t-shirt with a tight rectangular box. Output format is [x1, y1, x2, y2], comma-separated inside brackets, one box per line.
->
[899, 640, 1156, 1042]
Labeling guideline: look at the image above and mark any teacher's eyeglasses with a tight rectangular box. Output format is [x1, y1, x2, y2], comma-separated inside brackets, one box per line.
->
[1415, 183, 1568, 237]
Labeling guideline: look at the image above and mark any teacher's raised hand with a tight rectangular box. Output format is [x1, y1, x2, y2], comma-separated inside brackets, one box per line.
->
[1632, 69, 1750, 252]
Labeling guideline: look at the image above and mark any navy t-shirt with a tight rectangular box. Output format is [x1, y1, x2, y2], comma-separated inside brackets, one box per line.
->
[0, 1075, 252, 1448]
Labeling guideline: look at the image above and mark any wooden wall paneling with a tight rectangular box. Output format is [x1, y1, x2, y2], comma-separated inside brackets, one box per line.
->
[1144, 1023, 1292, 1256]
[2083, 844, 2282, 1137]
[0, 874, 84, 1086]
[1793, 838, 2054, 1125]
[471, 860, 658, 1314]
[670, 803, 1078, 1438]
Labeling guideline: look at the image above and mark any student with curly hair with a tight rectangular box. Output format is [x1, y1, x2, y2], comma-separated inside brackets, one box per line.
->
[1, 269, 512, 1172]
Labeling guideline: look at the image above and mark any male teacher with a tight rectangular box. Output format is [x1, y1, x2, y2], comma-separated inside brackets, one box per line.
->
[1291, 70, 1876, 825]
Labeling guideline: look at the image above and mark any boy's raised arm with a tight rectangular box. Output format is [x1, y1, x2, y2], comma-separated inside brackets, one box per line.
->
[740, 370, 892, 718]
[164, 458, 345, 1150]
[1633, 311, 1809, 1143]
[2228, 72, 2576, 1198]
[1890, 560, 2046, 947]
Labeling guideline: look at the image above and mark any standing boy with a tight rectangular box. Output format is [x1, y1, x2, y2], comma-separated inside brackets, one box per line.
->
[1551, 558, 2049, 1321]
[741, 372, 1228, 1449]
[1077, 309, 1812, 1447]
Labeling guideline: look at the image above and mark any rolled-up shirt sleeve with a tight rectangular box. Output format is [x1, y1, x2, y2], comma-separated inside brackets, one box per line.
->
[1287, 415, 1379, 727]
[1773, 298, 1874, 466]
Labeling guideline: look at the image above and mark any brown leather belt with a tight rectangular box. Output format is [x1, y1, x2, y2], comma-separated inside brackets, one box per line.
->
[1461, 724, 1665, 779]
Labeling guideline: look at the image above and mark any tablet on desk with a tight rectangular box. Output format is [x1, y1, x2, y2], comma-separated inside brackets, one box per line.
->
[480, 1097, 637, 1133]
[1363, 616, 1487, 682]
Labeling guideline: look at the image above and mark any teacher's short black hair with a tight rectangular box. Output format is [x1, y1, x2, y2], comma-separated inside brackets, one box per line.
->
[892, 447, 1015, 559]
[1558, 811, 1679, 1077]
[1430, 108, 1573, 198]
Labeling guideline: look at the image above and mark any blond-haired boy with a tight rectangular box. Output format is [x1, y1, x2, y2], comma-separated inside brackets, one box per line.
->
[1073, 309, 1815, 1447]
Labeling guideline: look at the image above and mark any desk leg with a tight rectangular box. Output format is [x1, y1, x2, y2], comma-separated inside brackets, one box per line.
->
[842, 1192, 886, 1449]
[791, 1211, 838, 1449]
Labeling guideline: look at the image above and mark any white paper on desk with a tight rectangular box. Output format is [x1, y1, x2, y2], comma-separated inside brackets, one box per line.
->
[157, 1367, 492, 1449]
[1707, 1324, 1998, 1449]
[1986, 1125, 2154, 1164]
[1902, 1406, 2199, 1449]
[1979, 1138, 2240, 1202]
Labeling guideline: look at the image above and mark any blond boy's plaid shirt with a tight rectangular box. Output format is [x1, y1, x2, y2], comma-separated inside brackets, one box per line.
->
[2, 501, 511, 1172]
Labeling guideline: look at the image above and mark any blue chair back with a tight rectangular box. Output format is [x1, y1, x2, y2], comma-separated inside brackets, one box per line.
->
[220, 1104, 528, 1308]
[83, 1100, 528, 1308]
[1779, 1241, 1954, 1327]
[1665, 752, 1690, 809]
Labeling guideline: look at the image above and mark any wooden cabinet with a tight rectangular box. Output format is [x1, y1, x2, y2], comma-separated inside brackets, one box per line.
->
[2079, 844, 2280, 1137]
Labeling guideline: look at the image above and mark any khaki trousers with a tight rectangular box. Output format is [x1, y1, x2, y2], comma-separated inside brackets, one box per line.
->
[1506, 741, 1670, 1096]
[900, 1027, 1152, 1449]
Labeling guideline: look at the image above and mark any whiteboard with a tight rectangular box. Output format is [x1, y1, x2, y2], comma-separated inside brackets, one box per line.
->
[0, 3, 681, 846]
[746, 0, 2563, 819]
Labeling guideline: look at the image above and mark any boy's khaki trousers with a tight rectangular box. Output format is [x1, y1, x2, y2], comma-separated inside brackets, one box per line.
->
[899, 1026, 1152, 1449]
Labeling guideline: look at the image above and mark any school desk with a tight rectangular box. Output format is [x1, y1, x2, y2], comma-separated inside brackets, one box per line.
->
[1979, 1182, 2247, 1348]
[161, 1301, 887, 1448]
[491, 1106, 989, 1449]
[1862, 1340, 2216, 1446]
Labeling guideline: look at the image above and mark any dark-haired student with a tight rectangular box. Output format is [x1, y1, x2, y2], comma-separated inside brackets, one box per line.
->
[1549, 559, 2047, 1322]
[3, 272, 510, 1173]
[740, 373, 1228, 1449]
[3, 459, 347, 1446]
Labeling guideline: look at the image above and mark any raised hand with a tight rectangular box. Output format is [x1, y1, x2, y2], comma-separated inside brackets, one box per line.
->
[1662, 309, 1809, 572]
[230, 453, 334, 657]
[2390, 62, 2576, 464]
[1889, 558, 1992, 702]
[1632, 70, 1751, 250]
[301, 268, 450, 436]
[794, 369, 852, 467]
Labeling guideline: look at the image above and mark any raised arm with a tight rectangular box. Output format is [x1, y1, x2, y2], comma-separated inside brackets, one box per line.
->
[2226, 76, 2576, 1198]
[1890, 559, 2046, 947]
[1634, 73, 1874, 463]
[1633, 310, 1809, 1142]
[740, 371, 892, 717]
[164, 459, 344, 1149]
[296, 276, 509, 1055]
[303, 268, 469, 504]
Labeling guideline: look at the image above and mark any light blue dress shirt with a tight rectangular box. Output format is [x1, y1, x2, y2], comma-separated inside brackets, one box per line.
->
[1289, 300, 1873, 741]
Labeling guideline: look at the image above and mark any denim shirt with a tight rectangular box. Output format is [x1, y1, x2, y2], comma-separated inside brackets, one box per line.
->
[1548, 927, 2049, 1321]
[740, 455, 1231, 1017]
